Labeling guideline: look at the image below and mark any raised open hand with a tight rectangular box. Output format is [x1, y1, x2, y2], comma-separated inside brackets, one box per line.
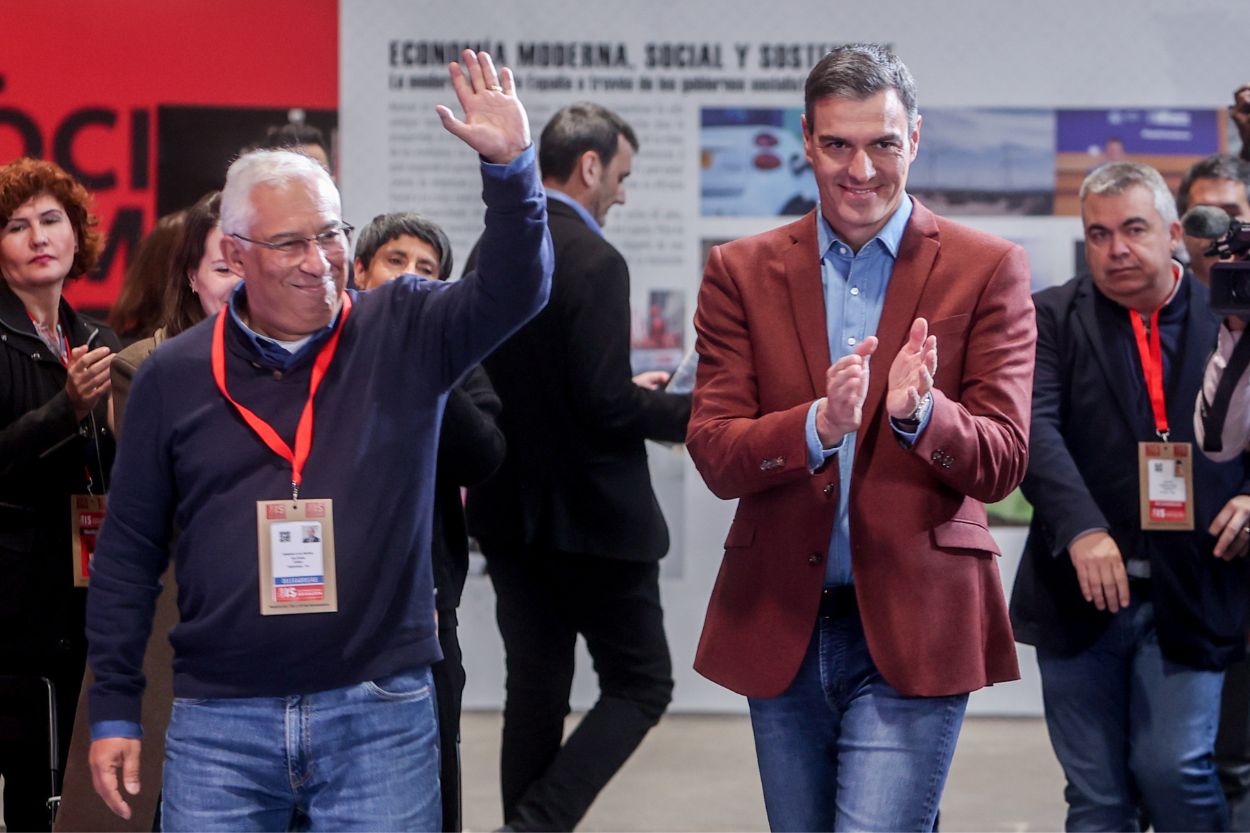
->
[436, 50, 531, 165]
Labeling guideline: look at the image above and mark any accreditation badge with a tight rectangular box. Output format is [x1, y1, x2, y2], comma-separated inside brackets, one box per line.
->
[256, 499, 339, 615]
[1138, 442, 1195, 531]
[69, 494, 106, 587]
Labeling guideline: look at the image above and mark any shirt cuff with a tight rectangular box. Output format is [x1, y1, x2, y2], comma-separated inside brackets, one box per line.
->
[806, 399, 843, 471]
[481, 144, 535, 178]
[891, 393, 933, 444]
[92, 720, 143, 741]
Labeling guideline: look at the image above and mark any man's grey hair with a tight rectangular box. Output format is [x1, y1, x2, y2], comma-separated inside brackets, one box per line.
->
[1080, 161, 1178, 226]
[1176, 153, 1250, 216]
[220, 149, 338, 237]
[805, 43, 918, 134]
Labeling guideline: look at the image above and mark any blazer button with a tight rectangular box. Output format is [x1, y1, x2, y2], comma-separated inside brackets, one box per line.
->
[808, 552, 822, 565]
[823, 483, 834, 497]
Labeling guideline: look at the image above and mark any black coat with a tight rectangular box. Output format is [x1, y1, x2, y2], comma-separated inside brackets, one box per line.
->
[0, 280, 118, 673]
[1010, 273, 1250, 670]
[433, 364, 504, 611]
[465, 197, 691, 562]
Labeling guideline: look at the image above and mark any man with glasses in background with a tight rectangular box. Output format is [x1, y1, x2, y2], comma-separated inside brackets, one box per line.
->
[83, 50, 551, 831]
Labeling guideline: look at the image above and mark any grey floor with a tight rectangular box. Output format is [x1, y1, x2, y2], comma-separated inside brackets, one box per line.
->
[460, 713, 1068, 832]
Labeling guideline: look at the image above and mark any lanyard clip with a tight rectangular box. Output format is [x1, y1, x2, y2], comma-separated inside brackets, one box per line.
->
[1156, 429, 1170, 444]
[291, 480, 300, 501]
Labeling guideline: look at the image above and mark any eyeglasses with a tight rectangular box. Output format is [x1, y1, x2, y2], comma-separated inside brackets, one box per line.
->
[230, 223, 355, 262]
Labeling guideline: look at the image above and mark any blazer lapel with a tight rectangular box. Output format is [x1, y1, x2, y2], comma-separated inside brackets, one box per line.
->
[861, 199, 939, 433]
[783, 213, 832, 397]
[1079, 279, 1143, 435]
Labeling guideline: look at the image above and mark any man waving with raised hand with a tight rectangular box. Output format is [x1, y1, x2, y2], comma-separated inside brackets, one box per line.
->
[85, 50, 551, 832]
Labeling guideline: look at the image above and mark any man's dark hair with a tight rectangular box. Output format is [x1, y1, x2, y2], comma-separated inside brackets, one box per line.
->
[538, 102, 638, 183]
[804, 43, 918, 134]
[1176, 153, 1250, 216]
[256, 123, 329, 157]
[353, 212, 453, 280]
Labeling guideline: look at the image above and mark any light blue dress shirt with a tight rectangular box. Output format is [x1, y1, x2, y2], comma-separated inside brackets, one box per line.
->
[802, 196, 928, 586]
[545, 187, 602, 237]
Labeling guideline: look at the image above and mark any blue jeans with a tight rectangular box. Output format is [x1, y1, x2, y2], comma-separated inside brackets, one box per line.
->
[161, 667, 440, 832]
[1037, 597, 1227, 832]
[747, 607, 968, 832]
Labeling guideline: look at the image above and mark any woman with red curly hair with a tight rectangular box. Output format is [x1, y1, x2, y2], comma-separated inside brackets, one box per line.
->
[0, 157, 119, 831]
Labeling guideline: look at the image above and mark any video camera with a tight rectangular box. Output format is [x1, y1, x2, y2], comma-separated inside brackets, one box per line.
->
[1182, 205, 1250, 318]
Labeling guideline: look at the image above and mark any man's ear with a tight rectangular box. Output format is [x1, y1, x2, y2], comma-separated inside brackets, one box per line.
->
[1167, 218, 1183, 250]
[220, 234, 247, 278]
[353, 258, 370, 289]
[801, 113, 814, 168]
[577, 149, 601, 188]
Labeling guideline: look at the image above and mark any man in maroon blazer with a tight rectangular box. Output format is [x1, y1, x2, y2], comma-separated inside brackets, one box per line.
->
[687, 43, 1036, 831]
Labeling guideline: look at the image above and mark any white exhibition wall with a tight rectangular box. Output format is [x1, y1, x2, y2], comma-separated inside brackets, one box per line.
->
[340, 0, 1248, 715]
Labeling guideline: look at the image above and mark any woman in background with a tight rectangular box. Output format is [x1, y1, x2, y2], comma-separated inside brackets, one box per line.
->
[0, 157, 117, 832]
[107, 209, 187, 345]
[111, 191, 235, 429]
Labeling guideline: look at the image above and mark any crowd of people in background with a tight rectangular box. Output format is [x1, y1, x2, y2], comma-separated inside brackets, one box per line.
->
[3, 46, 1250, 833]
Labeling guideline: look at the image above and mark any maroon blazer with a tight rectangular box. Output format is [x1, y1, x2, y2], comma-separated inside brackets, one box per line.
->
[688, 199, 1035, 698]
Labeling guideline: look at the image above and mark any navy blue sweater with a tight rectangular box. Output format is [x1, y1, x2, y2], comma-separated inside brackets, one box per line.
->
[87, 150, 552, 726]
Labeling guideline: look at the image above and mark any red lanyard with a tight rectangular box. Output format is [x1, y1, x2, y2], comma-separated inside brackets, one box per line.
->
[1129, 309, 1167, 439]
[211, 294, 352, 499]
[1128, 269, 1179, 441]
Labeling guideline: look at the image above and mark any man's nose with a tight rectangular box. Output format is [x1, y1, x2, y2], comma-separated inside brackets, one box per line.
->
[847, 148, 874, 181]
[299, 239, 332, 273]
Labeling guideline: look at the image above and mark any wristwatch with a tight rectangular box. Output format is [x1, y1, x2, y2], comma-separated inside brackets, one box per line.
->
[893, 391, 932, 432]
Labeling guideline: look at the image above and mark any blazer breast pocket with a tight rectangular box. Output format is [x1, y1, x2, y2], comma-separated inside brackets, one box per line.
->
[929, 313, 970, 338]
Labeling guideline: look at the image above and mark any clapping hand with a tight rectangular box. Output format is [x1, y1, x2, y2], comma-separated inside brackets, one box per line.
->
[886, 318, 937, 420]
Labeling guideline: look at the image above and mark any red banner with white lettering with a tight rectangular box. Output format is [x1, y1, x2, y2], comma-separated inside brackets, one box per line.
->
[0, 0, 338, 315]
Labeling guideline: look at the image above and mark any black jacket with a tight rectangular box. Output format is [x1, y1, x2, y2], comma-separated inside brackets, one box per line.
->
[0, 280, 118, 672]
[1010, 273, 1250, 670]
[465, 197, 691, 561]
[433, 364, 504, 610]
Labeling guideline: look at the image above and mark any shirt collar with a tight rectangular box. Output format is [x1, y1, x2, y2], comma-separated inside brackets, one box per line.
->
[545, 187, 603, 237]
[817, 194, 913, 260]
[227, 282, 341, 370]
[1157, 260, 1188, 323]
